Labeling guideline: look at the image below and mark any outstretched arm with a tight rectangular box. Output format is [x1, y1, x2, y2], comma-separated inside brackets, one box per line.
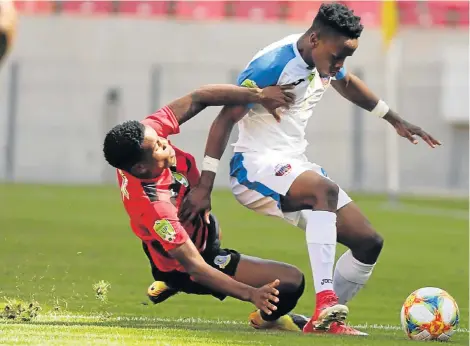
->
[169, 239, 280, 315]
[167, 84, 293, 126]
[331, 72, 441, 148]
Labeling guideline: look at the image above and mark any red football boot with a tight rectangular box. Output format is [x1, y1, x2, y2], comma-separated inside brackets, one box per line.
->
[303, 290, 349, 332]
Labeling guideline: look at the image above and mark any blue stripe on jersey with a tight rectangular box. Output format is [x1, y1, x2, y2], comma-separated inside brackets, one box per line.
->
[237, 44, 296, 88]
[335, 67, 347, 80]
[230, 153, 281, 208]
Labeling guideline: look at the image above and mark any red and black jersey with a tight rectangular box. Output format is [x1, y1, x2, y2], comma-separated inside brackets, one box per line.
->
[117, 106, 208, 272]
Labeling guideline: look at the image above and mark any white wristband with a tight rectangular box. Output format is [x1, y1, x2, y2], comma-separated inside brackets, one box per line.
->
[202, 156, 220, 174]
[371, 100, 390, 118]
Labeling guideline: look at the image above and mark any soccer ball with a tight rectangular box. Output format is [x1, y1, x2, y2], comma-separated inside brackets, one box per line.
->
[400, 287, 459, 341]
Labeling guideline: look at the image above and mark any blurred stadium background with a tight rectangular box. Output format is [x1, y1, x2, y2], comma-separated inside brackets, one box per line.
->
[0, 0, 468, 195]
[0, 1, 468, 344]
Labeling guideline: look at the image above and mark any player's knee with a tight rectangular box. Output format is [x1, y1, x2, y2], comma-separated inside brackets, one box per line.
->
[289, 266, 304, 291]
[369, 232, 384, 258]
[279, 265, 304, 293]
[296, 273, 305, 298]
[353, 232, 384, 264]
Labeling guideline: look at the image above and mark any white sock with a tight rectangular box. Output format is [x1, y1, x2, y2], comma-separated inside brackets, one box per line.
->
[333, 250, 375, 304]
[305, 210, 337, 294]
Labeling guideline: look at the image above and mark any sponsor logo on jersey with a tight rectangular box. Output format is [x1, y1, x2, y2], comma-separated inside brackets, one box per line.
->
[275, 163, 292, 176]
[171, 172, 189, 187]
[153, 219, 176, 242]
[292, 78, 305, 86]
[214, 254, 231, 269]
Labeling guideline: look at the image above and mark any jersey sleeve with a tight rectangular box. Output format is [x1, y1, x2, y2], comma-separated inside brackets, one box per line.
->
[236, 45, 296, 89]
[142, 200, 189, 252]
[141, 106, 180, 139]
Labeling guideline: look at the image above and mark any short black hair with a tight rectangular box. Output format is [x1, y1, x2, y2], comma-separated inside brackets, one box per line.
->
[103, 120, 145, 171]
[310, 2, 363, 39]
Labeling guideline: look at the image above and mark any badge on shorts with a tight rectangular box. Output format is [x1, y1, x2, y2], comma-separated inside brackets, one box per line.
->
[321, 76, 331, 88]
[214, 254, 231, 269]
[275, 164, 292, 177]
[153, 219, 176, 242]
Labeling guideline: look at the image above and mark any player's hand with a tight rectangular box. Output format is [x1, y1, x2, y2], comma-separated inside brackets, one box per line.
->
[179, 185, 212, 224]
[249, 279, 280, 315]
[260, 85, 295, 123]
[385, 113, 442, 148]
[0, 0, 17, 65]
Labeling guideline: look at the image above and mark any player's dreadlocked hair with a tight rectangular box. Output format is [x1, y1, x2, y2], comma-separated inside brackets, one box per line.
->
[103, 120, 146, 171]
[310, 2, 363, 39]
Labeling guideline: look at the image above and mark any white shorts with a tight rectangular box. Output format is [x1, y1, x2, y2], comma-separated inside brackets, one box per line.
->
[229, 152, 352, 229]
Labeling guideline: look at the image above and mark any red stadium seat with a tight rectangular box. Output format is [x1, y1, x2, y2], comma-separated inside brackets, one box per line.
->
[175, 1, 225, 20]
[427, 1, 469, 27]
[14, 1, 53, 14]
[287, 1, 322, 23]
[60, 1, 114, 15]
[118, 1, 169, 17]
[231, 1, 286, 21]
[397, 1, 422, 26]
[341, 1, 380, 27]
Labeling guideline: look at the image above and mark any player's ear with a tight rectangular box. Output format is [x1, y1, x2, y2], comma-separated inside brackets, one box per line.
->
[309, 31, 319, 48]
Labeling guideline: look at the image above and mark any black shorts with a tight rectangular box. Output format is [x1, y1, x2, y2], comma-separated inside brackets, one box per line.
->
[143, 214, 241, 301]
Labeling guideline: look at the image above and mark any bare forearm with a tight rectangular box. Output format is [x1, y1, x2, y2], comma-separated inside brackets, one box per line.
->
[169, 85, 262, 126]
[199, 105, 247, 190]
[194, 85, 263, 107]
[332, 72, 406, 125]
[189, 265, 253, 302]
[170, 241, 254, 302]
[332, 73, 379, 111]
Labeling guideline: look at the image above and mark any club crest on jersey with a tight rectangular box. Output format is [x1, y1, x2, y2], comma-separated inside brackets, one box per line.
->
[240, 79, 258, 89]
[308, 71, 316, 82]
[214, 254, 231, 269]
[172, 172, 189, 187]
[118, 170, 129, 200]
[153, 219, 176, 242]
[275, 164, 292, 177]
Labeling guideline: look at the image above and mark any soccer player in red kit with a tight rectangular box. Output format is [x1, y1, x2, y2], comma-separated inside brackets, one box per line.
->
[103, 84, 309, 331]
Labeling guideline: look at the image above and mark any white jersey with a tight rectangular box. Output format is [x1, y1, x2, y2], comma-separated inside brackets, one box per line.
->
[233, 34, 346, 156]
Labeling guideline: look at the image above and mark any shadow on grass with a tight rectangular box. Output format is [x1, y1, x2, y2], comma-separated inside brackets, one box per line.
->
[0, 319, 424, 343]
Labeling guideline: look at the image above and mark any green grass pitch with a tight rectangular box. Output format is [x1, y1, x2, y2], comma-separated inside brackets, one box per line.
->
[0, 184, 468, 345]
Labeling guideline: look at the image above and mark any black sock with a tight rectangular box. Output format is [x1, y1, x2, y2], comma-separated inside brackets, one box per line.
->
[260, 275, 305, 321]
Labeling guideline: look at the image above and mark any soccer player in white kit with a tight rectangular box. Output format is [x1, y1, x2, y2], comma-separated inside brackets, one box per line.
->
[180, 2, 441, 336]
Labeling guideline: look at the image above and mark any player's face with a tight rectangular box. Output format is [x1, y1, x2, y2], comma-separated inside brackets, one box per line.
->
[131, 125, 176, 178]
[310, 34, 358, 77]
